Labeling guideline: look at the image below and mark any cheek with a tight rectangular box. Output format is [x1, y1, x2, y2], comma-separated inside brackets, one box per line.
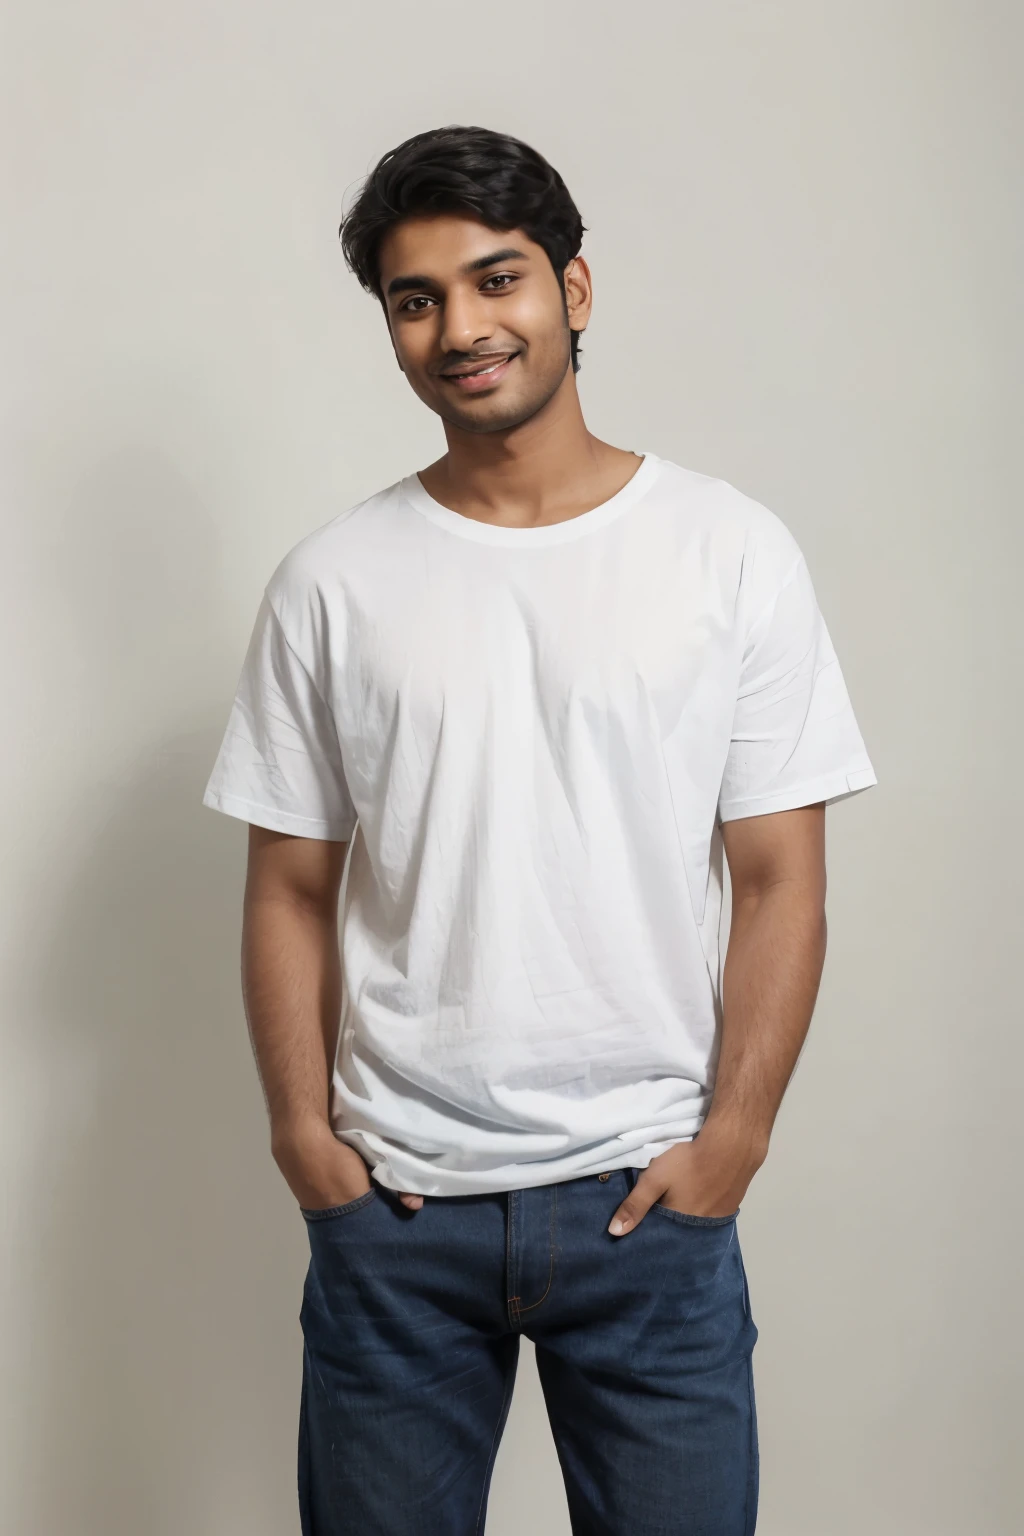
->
[508, 298, 570, 375]
[392, 326, 433, 376]
[394, 337, 445, 405]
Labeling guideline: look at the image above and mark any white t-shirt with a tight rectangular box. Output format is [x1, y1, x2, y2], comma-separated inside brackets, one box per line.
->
[204, 452, 876, 1195]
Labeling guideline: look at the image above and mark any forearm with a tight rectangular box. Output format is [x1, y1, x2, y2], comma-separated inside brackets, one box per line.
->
[241, 886, 342, 1147]
[701, 879, 827, 1159]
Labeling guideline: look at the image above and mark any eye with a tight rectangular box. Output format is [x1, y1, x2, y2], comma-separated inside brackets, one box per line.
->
[481, 272, 518, 291]
[399, 294, 436, 313]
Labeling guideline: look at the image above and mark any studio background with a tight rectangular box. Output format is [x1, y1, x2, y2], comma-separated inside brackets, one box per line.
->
[2, 3, 1020, 1533]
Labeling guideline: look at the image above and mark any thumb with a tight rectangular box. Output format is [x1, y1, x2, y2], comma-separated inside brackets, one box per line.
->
[607, 1171, 663, 1237]
[398, 1191, 424, 1211]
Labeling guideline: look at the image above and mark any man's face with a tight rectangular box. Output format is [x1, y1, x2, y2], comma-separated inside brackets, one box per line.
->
[377, 214, 587, 435]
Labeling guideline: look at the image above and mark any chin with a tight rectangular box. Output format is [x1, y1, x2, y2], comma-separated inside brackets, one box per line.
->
[443, 393, 550, 436]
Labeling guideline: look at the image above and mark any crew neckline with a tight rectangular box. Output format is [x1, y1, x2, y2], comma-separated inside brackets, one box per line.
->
[400, 452, 661, 547]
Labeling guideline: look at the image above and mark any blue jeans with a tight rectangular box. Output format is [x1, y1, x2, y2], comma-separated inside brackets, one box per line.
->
[298, 1167, 758, 1535]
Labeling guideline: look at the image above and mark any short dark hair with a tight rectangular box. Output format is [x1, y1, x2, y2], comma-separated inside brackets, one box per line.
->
[339, 125, 588, 372]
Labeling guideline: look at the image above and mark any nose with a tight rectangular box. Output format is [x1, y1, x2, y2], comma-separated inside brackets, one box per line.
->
[439, 285, 497, 357]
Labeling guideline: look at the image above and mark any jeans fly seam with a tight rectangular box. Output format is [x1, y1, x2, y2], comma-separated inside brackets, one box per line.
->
[515, 1182, 558, 1315]
[505, 1190, 520, 1326]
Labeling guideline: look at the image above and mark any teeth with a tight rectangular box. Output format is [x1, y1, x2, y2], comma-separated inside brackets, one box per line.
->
[452, 357, 509, 378]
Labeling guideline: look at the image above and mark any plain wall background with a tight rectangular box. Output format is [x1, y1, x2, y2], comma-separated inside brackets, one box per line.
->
[2, 2, 1020, 1532]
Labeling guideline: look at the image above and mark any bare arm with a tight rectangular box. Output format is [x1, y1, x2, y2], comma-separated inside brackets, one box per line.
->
[703, 801, 828, 1156]
[608, 803, 828, 1235]
[241, 826, 370, 1209]
[241, 827, 424, 1211]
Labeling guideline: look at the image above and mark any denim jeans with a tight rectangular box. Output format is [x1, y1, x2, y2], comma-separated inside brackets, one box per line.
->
[298, 1166, 758, 1535]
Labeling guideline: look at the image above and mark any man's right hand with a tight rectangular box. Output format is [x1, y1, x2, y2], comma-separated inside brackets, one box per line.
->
[272, 1117, 371, 1209]
[271, 1117, 424, 1212]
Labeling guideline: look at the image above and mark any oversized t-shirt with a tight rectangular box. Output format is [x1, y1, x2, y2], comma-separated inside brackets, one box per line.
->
[203, 452, 877, 1195]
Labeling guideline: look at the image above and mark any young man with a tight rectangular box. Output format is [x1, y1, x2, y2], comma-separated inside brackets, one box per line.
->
[203, 125, 876, 1536]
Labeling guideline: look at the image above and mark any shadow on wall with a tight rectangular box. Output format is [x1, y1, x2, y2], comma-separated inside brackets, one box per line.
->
[12, 441, 309, 1536]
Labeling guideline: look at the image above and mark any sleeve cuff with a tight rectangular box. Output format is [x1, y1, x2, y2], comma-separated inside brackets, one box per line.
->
[718, 766, 877, 823]
[202, 787, 356, 842]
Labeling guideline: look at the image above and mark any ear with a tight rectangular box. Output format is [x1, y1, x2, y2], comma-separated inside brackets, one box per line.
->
[563, 254, 593, 334]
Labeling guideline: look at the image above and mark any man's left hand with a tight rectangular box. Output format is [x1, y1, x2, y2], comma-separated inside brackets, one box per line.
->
[607, 1124, 766, 1237]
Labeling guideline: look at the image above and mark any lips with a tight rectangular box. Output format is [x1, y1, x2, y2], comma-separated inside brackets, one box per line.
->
[441, 352, 516, 378]
[439, 352, 518, 392]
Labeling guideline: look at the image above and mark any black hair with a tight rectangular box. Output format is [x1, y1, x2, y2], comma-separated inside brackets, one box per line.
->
[339, 125, 588, 372]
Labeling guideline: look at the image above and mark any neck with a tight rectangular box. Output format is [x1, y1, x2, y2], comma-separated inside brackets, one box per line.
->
[421, 371, 639, 528]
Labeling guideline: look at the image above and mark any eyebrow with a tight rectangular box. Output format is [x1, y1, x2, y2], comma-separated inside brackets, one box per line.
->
[385, 247, 529, 299]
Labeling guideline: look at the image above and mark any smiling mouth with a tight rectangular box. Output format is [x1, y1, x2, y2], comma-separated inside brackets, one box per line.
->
[440, 352, 518, 381]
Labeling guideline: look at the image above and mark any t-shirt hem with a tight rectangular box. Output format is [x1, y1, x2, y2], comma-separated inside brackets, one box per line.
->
[718, 765, 878, 822]
[348, 1130, 704, 1197]
[202, 786, 356, 841]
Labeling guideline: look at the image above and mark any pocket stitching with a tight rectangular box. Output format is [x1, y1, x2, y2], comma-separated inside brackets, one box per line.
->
[651, 1202, 738, 1228]
[300, 1188, 378, 1222]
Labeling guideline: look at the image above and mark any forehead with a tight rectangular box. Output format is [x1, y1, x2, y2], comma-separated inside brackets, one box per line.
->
[377, 214, 544, 286]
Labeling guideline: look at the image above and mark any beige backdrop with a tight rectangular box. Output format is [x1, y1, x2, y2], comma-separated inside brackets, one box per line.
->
[2, 2, 1020, 1532]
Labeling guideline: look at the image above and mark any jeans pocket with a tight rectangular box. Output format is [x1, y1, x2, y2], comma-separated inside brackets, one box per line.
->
[651, 1202, 739, 1228]
[300, 1188, 378, 1222]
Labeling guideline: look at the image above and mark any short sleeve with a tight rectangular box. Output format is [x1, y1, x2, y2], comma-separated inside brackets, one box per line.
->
[718, 555, 877, 822]
[202, 592, 357, 840]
